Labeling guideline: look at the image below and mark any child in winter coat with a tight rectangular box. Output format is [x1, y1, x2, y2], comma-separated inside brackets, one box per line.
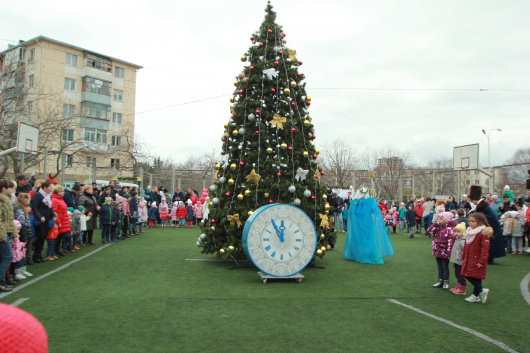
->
[176, 201, 187, 227]
[398, 203, 407, 231]
[384, 211, 393, 234]
[423, 209, 435, 237]
[462, 213, 492, 303]
[170, 202, 178, 227]
[159, 198, 169, 227]
[427, 212, 456, 290]
[9, 221, 26, 282]
[405, 205, 416, 238]
[449, 223, 467, 295]
[148, 202, 158, 228]
[203, 197, 210, 220]
[78, 206, 91, 247]
[185, 201, 195, 228]
[510, 211, 525, 254]
[138, 200, 148, 232]
[502, 212, 515, 253]
[70, 210, 81, 250]
[111, 202, 122, 242]
[414, 201, 423, 234]
[194, 201, 204, 227]
[99, 198, 113, 244]
[342, 204, 349, 232]
[46, 223, 58, 261]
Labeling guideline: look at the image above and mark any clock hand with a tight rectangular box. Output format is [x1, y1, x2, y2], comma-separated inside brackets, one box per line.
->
[271, 219, 282, 240]
[279, 220, 286, 241]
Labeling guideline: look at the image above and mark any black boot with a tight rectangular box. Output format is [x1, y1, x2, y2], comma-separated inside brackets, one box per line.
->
[33, 253, 41, 264]
[0, 280, 12, 292]
[5, 276, 16, 286]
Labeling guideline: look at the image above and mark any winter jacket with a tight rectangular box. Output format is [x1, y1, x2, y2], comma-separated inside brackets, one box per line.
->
[112, 207, 122, 225]
[185, 205, 195, 221]
[70, 214, 80, 234]
[13, 205, 32, 242]
[422, 201, 434, 217]
[472, 199, 504, 260]
[384, 214, 393, 226]
[79, 214, 91, 231]
[129, 197, 139, 221]
[461, 230, 490, 279]
[455, 216, 469, 228]
[428, 221, 456, 259]
[405, 209, 416, 226]
[63, 189, 78, 210]
[172, 191, 184, 203]
[189, 194, 199, 205]
[51, 193, 72, 235]
[512, 218, 525, 237]
[176, 206, 187, 219]
[490, 200, 502, 220]
[413, 204, 423, 220]
[122, 199, 130, 217]
[499, 201, 516, 214]
[392, 212, 398, 226]
[139, 202, 148, 222]
[97, 192, 112, 208]
[159, 203, 169, 220]
[78, 191, 98, 231]
[450, 237, 465, 266]
[194, 204, 204, 219]
[458, 200, 472, 213]
[423, 212, 434, 228]
[148, 207, 158, 221]
[502, 190, 515, 203]
[30, 192, 56, 229]
[444, 201, 456, 211]
[379, 203, 388, 215]
[15, 183, 32, 197]
[342, 209, 349, 221]
[170, 206, 178, 221]
[0, 194, 15, 241]
[398, 208, 407, 220]
[99, 204, 113, 225]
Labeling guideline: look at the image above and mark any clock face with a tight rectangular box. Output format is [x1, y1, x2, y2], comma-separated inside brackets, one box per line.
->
[242, 204, 317, 277]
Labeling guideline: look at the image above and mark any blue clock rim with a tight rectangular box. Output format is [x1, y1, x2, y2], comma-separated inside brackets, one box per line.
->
[242, 203, 318, 277]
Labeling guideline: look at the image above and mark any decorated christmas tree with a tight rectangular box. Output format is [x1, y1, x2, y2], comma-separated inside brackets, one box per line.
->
[198, 1, 336, 260]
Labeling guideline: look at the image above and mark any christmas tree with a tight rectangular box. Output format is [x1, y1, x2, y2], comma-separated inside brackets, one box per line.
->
[197, 1, 336, 260]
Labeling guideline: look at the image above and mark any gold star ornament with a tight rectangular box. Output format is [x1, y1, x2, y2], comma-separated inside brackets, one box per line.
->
[245, 169, 261, 185]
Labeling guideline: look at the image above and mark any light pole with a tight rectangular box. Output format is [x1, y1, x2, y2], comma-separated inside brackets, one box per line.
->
[481, 128, 502, 193]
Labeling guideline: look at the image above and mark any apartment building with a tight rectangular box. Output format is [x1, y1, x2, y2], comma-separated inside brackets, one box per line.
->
[0, 36, 142, 184]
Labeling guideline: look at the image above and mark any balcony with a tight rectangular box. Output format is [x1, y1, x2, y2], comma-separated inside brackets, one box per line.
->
[81, 91, 111, 105]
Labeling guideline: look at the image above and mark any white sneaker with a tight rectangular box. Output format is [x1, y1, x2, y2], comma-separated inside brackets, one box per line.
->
[479, 288, 489, 304]
[465, 294, 481, 303]
[22, 270, 33, 277]
[15, 273, 26, 280]
[525, 248, 530, 254]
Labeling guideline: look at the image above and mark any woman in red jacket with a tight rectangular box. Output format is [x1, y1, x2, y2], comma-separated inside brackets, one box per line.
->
[51, 185, 72, 257]
[46, 173, 58, 185]
[462, 212, 492, 304]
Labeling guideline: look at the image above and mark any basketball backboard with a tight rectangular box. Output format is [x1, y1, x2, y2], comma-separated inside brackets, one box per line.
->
[453, 144, 479, 171]
[17, 122, 39, 154]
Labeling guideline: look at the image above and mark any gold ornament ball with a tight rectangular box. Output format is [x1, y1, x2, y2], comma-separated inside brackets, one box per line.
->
[244, 190, 251, 196]
[242, 77, 249, 84]
[238, 72, 246, 79]
[308, 115, 313, 122]
[303, 151, 309, 158]
[320, 234, 325, 239]
[240, 55, 247, 62]
[228, 245, 235, 252]
[266, 147, 273, 154]
[326, 244, 332, 251]
[307, 96, 312, 101]
[303, 119, 310, 126]
[325, 204, 330, 210]
[283, 87, 290, 95]
[210, 226, 215, 231]
[264, 192, 269, 198]
[280, 143, 287, 149]
[290, 81, 297, 87]
[232, 129, 239, 136]
[230, 163, 237, 170]
[209, 202, 213, 207]
[223, 123, 228, 129]
[323, 194, 328, 200]
[237, 194, 244, 200]
[325, 210, 329, 214]
[321, 246, 327, 252]
[228, 178, 235, 185]
[230, 97, 235, 103]
[201, 219, 205, 224]
[233, 81, 238, 87]
[315, 149, 320, 155]
[316, 249, 323, 257]
[248, 210, 254, 216]
[221, 135, 226, 142]
[215, 163, 221, 170]
[219, 248, 226, 255]
[308, 141, 313, 146]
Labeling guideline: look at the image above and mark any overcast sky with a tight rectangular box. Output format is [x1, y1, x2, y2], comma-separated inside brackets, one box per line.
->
[2, 0, 528, 168]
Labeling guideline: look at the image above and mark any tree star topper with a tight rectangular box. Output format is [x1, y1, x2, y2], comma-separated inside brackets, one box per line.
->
[295, 167, 309, 182]
[288, 49, 297, 61]
[262, 68, 279, 80]
[270, 114, 287, 130]
[245, 169, 261, 185]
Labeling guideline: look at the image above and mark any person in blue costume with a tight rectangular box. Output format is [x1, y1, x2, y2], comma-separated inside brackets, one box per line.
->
[344, 187, 396, 264]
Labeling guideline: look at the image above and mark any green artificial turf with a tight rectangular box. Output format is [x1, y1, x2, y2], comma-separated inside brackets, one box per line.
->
[2, 227, 529, 353]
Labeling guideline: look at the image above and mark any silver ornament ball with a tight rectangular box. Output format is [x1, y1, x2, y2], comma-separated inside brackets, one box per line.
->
[293, 198, 301, 206]
[196, 241, 201, 247]
[248, 113, 256, 122]
[239, 128, 245, 135]
[303, 190, 312, 198]
[200, 233, 207, 240]
[288, 185, 296, 193]
[212, 197, 220, 205]
[209, 185, 217, 192]
[219, 177, 226, 184]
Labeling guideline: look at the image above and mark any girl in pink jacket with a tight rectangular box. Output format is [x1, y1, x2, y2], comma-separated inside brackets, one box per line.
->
[194, 201, 204, 227]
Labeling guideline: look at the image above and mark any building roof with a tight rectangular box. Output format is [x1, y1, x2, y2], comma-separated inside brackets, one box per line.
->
[0, 35, 142, 69]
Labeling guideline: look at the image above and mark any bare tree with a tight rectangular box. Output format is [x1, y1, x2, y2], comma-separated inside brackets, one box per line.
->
[496, 147, 530, 197]
[416, 158, 457, 196]
[319, 139, 357, 187]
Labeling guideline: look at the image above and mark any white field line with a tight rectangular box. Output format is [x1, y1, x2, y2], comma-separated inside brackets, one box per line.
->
[10, 298, 29, 307]
[0, 244, 111, 299]
[387, 299, 519, 353]
[521, 273, 530, 306]
[185, 259, 235, 262]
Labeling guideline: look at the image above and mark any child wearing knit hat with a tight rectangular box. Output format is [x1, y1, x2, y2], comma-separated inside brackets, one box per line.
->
[427, 212, 457, 289]
[449, 223, 467, 295]
[398, 203, 407, 232]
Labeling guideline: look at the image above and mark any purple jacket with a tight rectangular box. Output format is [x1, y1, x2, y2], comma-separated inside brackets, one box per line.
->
[428, 220, 456, 259]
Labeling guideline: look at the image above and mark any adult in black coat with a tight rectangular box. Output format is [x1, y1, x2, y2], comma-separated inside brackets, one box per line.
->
[468, 186, 505, 263]
[15, 175, 32, 196]
[30, 181, 57, 262]
[63, 185, 80, 210]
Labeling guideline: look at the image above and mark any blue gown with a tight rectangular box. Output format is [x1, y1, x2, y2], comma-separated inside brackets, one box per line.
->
[343, 197, 396, 264]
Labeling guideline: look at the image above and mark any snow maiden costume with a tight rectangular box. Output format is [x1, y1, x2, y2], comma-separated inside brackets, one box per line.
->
[343, 186, 396, 264]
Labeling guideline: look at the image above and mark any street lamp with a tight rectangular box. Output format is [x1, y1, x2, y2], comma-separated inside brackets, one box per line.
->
[482, 128, 502, 193]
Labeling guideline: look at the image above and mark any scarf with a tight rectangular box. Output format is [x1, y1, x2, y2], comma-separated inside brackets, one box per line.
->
[38, 188, 52, 208]
[465, 225, 485, 244]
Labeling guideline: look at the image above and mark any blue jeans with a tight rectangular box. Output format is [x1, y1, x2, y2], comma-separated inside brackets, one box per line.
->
[0, 234, 14, 279]
[62, 234, 72, 252]
[101, 224, 111, 240]
[179, 218, 185, 226]
[334, 212, 343, 231]
[436, 257, 450, 280]
[46, 238, 56, 257]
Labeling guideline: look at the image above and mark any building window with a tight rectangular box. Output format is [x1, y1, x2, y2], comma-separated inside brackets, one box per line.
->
[475, 179, 479, 184]
[82, 77, 111, 96]
[111, 136, 121, 147]
[110, 158, 120, 169]
[18, 48, 26, 62]
[113, 89, 123, 101]
[62, 129, 74, 142]
[112, 112, 122, 124]
[85, 53, 112, 72]
[115, 67, 124, 78]
[84, 128, 107, 144]
[66, 53, 78, 67]
[64, 77, 76, 91]
[28, 48, 35, 62]
[86, 156, 97, 167]
[465, 180, 470, 185]
[63, 103, 76, 117]
[81, 102, 110, 120]
[28, 74, 34, 87]
[65, 155, 73, 168]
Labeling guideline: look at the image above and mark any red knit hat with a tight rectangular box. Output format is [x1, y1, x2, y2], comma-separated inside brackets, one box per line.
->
[0, 303, 48, 352]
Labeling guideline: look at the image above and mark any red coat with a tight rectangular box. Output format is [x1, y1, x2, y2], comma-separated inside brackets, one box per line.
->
[461, 232, 490, 280]
[379, 203, 388, 215]
[414, 204, 423, 220]
[176, 206, 187, 218]
[51, 193, 72, 235]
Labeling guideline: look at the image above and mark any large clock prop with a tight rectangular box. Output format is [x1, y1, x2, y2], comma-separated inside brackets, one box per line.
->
[242, 204, 317, 283]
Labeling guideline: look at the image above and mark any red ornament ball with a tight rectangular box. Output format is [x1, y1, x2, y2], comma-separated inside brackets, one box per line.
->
[299, 61, 303, 65]
[271, 88, 276, 93]
[239, 161, 244, 166]
[211, 219, 216, 223]
[311, 196, 315, 200]
[327, 226, 330, 230]
[255, 109, 260, 114]
[259, 42, 264, 47]
[297, 73, 301, 77]
[279, 50, 284, 55]
[307, 101, 311, 105]
[311, 134, 316, 139]
[313, 154, 318, 159]
[226, 192, 231, 197]
[217, 174, 221, 178]
[291, 102, 296, 106]
[268, 29, 272, 33]
[255, 131, 259, 134]
[250, 36, 255, 41]
[277, 172, 281, 177]
[269, 199, 274, 204]
[283, 40, 287, 44]
[314, 174, 318, 178]
[274, 61, 279, 66]
[288, 146, 293, 151]
[321, 171, 325, 175]
[240, 89, 244, 94]
[249, 66, 254, 71]
[281, 33, 286, 37]
[291, 128, 296, 132]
